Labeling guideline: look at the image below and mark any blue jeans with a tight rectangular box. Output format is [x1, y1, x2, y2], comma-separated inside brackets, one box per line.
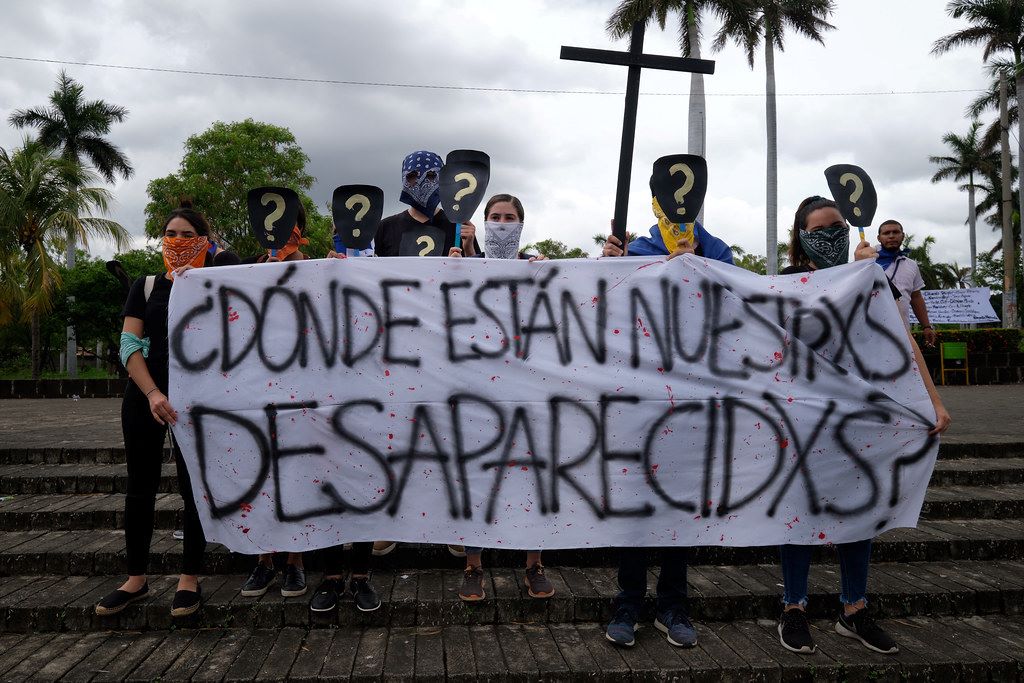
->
[614, 547, 688, 614]
[779, 539, 872, 607]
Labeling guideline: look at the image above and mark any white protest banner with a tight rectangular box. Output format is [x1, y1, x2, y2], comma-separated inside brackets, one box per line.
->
[909, 287, 1000, 324]
[168, 257, 939, 554]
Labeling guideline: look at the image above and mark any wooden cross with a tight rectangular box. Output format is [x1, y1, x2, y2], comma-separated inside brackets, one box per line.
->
[561, 22, 715, 243]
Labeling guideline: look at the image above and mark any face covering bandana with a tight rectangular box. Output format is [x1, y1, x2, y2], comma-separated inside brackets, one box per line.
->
[162, 235, 208, 272]
[798, 224, 850, 269]
[484, 221, 524, 259]
[269, 225, 309, 261]
[399, 151, 442, 216]
[652, 197, 695, 253]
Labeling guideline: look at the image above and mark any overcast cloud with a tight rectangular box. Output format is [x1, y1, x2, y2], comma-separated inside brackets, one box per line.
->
[0, 0, 1000, 265]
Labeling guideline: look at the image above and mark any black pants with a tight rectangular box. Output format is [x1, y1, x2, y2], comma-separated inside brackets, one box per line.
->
[615, 547, 689, 613]
[122, 379, 207, 575]
[322, 543, 373, 577]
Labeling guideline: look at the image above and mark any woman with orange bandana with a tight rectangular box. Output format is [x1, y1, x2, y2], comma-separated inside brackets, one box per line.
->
[95, 202, 233, 619]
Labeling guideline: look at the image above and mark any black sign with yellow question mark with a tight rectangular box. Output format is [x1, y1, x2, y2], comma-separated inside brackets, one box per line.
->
[332, 185, 384, 251]
[650, 154, 709, 224]
[440, 150, 490, 225]
[246, 186, 301, 253]
[824, 164, 877, 231]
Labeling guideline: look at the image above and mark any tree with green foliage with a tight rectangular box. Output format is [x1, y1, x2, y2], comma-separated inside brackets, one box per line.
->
[521, 239, 589, 259]
[145, 119, 331, 258]
[8, 70, 134, 183]
[50, 248, 163, 371]
[713, 0, 836, 275]
[0, 138, 128, 378]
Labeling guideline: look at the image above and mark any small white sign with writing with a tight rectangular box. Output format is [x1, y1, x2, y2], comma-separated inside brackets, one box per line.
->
[910, 288, 999, 324]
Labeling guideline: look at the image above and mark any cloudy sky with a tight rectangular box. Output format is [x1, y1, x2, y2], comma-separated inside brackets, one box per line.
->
[0, 0, 1000, 264]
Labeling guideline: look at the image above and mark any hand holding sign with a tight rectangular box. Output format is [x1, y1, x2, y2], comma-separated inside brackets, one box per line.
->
[824, 164, 877, 242]
[332, 185, 384, 254]
[440, 150, 490, 250]
[247, 187, 301, 257]
[651, 155, 708, 223]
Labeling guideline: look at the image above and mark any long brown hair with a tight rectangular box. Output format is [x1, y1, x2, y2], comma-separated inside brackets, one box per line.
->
[788, 195, 839, 269]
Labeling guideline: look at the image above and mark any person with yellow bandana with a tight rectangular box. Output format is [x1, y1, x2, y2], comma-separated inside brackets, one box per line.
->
[95, 201, 235, 620]
[601, 180, 733, 264]
[600, 183, 734, 651]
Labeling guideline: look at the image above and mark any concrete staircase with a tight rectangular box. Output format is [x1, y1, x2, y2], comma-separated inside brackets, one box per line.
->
[1, 442, 1022, 681]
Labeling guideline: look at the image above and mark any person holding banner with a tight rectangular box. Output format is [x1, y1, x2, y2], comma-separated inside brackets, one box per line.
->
[374, 150, 479, 258]
[601, 184, 733, 264]
[775, 196, 951, 656]
[876, 219, 936, 346]
[602, 192, 734, 649]
[95, 202, 232, 618]
[440, 192, 554, 600]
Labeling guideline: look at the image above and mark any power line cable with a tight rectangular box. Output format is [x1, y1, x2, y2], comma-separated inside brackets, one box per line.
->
[0, 54, 987, 98]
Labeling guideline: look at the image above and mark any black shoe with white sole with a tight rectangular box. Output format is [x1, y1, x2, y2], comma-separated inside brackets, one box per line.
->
[778, 609, 816, 654]
[350, 576, 381, 612]
[309, 577, 345, 613]
[836, 610, 898, 654]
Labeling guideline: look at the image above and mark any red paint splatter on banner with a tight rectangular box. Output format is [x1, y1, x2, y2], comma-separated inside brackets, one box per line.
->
[818, 532, 826, 540]
[773, 351, 783, 360]
[613, 329, 620, 335]
[780, 439, 789, 449]
[384, 369, 390, 377]
[240, 503, 253, 513]
[242, 527, 250, 534]
[800, 276, 809, 284]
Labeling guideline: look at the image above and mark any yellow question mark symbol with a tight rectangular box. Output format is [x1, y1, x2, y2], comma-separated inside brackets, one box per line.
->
[261, 192, 286, 242]
[416, 235, 436, 256]
[345, 194, 371, 238]
[669, 163, 696, 217]
[839, 172, 864, 217]
[452, 172, 478, 212]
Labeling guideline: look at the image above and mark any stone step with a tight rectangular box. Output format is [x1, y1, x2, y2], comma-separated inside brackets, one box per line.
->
[4, 483, 1018, 533]
[1, 561, 1021, 635]
[4, 440, 1021, 466]
[1, 518, 1022, 576]
[5, 457, 1022, 495]
[1, 616, 1022, 683]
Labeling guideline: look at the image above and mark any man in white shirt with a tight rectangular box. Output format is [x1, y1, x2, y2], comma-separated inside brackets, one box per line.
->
[876, 220, 936, 346]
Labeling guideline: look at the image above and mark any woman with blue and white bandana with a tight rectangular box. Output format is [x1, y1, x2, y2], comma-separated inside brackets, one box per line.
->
[775, 195, 951, 657]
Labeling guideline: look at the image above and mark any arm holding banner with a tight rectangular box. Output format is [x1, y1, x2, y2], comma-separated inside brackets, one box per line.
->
[906, 328, 950, 435]
[909, 291, 936, 347]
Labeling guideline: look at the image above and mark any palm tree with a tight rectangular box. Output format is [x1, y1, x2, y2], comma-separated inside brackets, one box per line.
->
[8, 71, 134, 183]
[934, 0, 1024, 322]
[607, 1, 746, 223]
[0, 139, 129, 378]
[713, 0, 836, 275]
[966, 58, 1018, 153]
[929, 120, 999, 283]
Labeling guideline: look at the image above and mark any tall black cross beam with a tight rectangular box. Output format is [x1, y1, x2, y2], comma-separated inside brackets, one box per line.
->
[561, 22, 715, 243]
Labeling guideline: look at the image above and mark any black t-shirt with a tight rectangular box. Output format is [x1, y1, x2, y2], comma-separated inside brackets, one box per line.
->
[781, 263, 902, 301]
[374, 210, 480, 257]
[122, 274, 173, 375]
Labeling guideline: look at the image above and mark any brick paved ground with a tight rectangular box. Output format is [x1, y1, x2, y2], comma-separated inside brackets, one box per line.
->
[0, 388, 1022, 680]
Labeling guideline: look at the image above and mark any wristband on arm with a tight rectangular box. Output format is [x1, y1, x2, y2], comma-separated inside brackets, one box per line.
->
[119, 331, 151, 367]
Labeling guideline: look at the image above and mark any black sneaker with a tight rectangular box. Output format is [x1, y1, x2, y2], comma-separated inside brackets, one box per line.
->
[95, 582, 149, 616]
[281, 564, 307, 597]
[170, 585, 202, 617]
[240, 564, 276, 597]
[778, 608, 816, 654]
[836, 609, 898, 654]
[350, 576, 381, 612]
[310, 578, 345, 613]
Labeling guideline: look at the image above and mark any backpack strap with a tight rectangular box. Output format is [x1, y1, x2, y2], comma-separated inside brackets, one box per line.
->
[144, 275, 156, 302]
